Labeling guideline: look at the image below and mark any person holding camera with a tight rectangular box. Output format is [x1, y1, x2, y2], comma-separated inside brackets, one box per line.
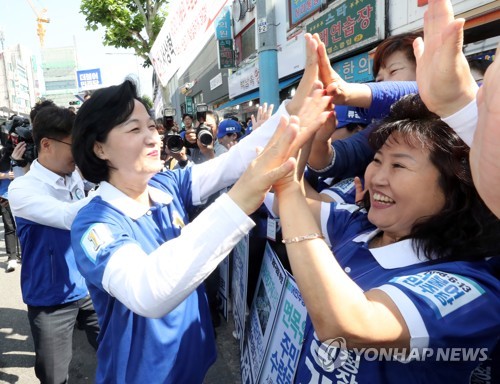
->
[184, 109, 227, 164]
[0, 115, 35, 272]
[8, 103, 99, 384]
[0, 139, 27, 272]
[0, 167, 19, 272]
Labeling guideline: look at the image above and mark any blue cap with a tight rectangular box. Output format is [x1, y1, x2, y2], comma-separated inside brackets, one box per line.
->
[335, 105, 370, 129]
[217, 119, 242, 138]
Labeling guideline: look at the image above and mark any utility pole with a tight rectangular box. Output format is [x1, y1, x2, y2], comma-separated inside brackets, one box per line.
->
[256, 0, 280, 110]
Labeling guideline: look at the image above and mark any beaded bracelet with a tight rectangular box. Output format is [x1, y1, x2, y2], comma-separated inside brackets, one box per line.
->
[282, 233, 324, 244]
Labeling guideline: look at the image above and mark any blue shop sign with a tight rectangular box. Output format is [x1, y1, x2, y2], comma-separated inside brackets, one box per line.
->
[333, 51, 374, 83]
[290, 0, 322, 26]
[215, 7, 232, 40]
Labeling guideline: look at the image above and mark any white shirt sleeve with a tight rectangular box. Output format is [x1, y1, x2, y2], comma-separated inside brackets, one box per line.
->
[441, 99, 478, 147]
[8, 178, 92, 230]
[190, 101, 290, 205]
[101, 193, 255, 318]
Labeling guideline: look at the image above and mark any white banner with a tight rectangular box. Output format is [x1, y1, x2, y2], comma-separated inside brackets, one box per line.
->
[150, 0, 230, 87]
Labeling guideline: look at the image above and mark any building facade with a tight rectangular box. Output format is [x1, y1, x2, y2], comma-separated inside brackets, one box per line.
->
[0, 44, 41, 117]
[151, 0, 499, 125]
[41, 46, 78, 107]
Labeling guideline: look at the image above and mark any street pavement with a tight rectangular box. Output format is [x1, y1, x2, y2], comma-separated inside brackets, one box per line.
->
[0, 222, 241, 383]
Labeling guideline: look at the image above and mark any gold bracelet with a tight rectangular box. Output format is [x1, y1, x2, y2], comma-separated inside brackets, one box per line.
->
[282, 233, 324, 244]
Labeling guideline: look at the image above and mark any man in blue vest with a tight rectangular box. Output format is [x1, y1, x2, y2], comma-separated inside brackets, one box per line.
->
[9, 103, 99, 384]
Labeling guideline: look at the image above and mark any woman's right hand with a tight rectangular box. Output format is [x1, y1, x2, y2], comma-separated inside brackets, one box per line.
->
[228, 116, 303, 215]
[413, 0, 477, 117]
[286, 33, 322, 116]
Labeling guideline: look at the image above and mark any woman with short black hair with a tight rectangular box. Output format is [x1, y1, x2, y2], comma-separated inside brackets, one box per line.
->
[70, 34, 332, 382]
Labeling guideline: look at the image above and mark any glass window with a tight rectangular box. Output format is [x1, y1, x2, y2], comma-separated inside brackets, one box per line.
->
[240, 23, 256, 61]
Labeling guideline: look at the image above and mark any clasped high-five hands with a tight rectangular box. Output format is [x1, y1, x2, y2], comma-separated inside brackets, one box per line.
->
[228, 32, 342, 213]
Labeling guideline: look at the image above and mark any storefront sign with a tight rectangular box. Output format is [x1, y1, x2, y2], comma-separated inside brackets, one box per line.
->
[210, 73, 223, 91]
[215, 6, 232, 40]
[290, 0, 322, 26]
[185, 96, 194, 114]
[306, 0, 382, 59]
[228, 59, 260, 98]
[218, 39, 236, 69]
[332, 51, 374, 83]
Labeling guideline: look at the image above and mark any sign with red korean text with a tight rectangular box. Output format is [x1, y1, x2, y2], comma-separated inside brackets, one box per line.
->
[306, 0, 384, 59]
[289, 0, 322, 26]
[218, 39, 236, 69]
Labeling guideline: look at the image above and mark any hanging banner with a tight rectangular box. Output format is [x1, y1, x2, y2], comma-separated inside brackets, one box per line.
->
[150, 0, 231, 87]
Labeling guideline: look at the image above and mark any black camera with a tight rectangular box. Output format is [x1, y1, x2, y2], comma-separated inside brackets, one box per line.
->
[195, 104, 213, 146]
[195, 103, 208, 123]
[3, 116, 37, 164]
[162, 107, 184, 153]
[196, 123, 213, 146]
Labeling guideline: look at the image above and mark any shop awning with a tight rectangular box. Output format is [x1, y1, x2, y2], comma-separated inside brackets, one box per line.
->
[278, 74, 302, 90]
[216, 74, 302, 111]
[216, 89, 259, 110]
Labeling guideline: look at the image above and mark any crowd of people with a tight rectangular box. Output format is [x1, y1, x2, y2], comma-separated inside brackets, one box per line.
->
[1, 0, 498, 382]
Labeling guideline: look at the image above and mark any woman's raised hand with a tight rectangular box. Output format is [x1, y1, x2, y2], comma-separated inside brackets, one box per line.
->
[227, 116, 298, 215]
[413, 0, 478, 117]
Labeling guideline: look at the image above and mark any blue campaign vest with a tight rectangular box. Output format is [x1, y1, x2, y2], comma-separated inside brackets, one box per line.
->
[16, 217, 88, 306]
[72, 169, 216, 383]
[294, 203, 500, 383]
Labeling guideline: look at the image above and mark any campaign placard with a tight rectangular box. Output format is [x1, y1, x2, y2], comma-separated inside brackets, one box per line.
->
[218, 255, 230, 320]
[241, 243, 287, 381]
[232, 235, 249, 350]
[240, 242, 307, 383]
[260, 277, 307, 383]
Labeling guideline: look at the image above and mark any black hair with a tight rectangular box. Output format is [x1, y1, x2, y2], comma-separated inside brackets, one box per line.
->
[365, 94, 500, 261]
[32, 106, 75, 149]
[30, 99, 56, 123]
[182, 113, 193, 120]
[344, 122, 367, 133]
[73, 80, 149, 183]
